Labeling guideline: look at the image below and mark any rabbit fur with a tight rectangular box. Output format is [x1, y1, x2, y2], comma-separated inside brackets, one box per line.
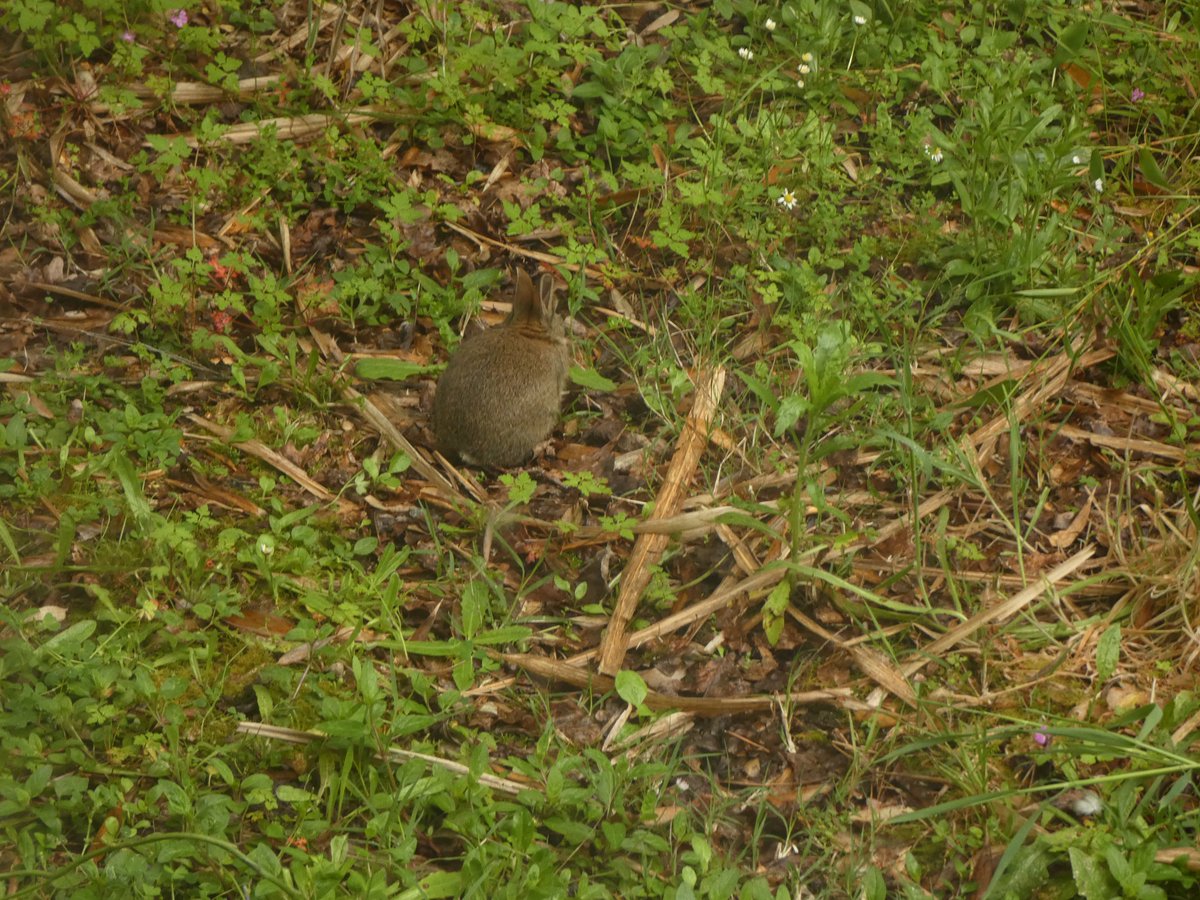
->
[431, 269, 569, 467]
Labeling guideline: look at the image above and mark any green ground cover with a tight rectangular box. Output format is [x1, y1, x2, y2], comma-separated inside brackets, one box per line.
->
[2, 1, 1200, 896]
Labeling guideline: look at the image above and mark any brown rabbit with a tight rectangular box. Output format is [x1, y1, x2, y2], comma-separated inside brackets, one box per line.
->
[431, 269, 570, 467]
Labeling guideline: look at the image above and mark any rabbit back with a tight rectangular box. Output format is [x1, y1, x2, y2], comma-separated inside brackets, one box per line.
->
[432, 272, 569, 467]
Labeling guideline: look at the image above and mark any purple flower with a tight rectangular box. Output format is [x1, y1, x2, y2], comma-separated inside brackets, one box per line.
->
[1033, 727, 1051, 747]
[1131, 87, 1145, 102]
[170, 9, 188, 28]
[120, 30, 135, 43]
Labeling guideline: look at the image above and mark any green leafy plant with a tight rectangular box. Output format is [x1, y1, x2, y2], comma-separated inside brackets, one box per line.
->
[4, 0, 1200, 895]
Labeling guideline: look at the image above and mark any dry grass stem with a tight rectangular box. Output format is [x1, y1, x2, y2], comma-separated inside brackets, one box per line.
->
[599, 366, 727, 674]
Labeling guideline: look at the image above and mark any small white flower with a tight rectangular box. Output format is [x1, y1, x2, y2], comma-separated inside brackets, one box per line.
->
[798, 63, 810, 74]
[796, 78, 805, 88]
[738, 47, 754, 60]
[777, 189, 798, 210]
[853, 14, 867, 25]
[1071, 154, 1083, 165]
[801, 51, 814, 63]
[929, 148, 944, 163]
[1093, 178, 1104, 193]
[765, 18, 777, 31]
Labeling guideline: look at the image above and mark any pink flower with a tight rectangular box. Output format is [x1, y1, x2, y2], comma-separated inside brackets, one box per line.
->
[170, 9, 188, 27]
[210, 309, 234, 334]
[1033, 727, 1051, 747]
[121, 30, 135, 43]
[1131, 87, 1145, 102]
[208, 254, 233, 285]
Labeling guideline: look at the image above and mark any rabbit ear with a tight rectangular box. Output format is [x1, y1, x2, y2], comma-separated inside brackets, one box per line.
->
[509, 268, 537, 324]
[536, 274, 558, 321]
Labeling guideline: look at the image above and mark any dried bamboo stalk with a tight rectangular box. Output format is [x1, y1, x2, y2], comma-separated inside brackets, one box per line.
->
[598, 367, 725, 674]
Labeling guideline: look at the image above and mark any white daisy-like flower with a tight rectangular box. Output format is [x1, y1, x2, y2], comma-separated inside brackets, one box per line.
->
[765, 18, 777, 31]
[801, 51, 814, 63]
[853, 14, 867, 25]
[738, 47, 754, 60]
[798, 63, 810, 74]
[1093, 178, 1104, 193]
[777, 189, 798, 210]
[796, 78, 805, 88]
[929, 147, 944, 163]
[1071, 154, 1083, 165]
